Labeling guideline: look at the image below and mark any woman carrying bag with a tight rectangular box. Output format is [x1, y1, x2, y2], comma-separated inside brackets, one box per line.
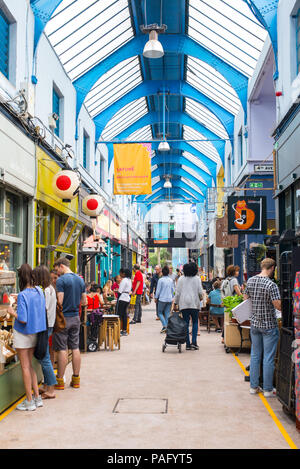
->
[33, 265, 57, 400]
[7, 264, 47, 411]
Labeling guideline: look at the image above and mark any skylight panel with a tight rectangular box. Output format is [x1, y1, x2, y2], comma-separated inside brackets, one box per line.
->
[183, 126, 220, 163]
[182, 151, 212, 175]
[181, 165, 207, 186]
[185, 98, 228, 139]
[126, 125, 153, 142]
[101, 98, 148, 140]
[84, 56, 143, 117]
[45, 0, 134, 81]
[188, 0, 267, 77]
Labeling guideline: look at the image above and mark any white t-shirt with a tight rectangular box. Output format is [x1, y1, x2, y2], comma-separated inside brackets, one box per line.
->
[45, 285, 57, 328]
[118, 278, 132, 303]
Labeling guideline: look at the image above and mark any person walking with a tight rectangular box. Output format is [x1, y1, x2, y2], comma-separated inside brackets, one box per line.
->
[7, 264, 47, 411]
[244, 258, 281, 398]
[221, 265, 242, 298]
[173, 262, 204, 351]
[150, 264, 162, 320]
[116, 268, 132, 335]
[130, 264, 144, 324]
[155, 265, 175, 333]
[168, 266, 177, 286]
[52, 257, 87, 390]
[33, 265, 57, 400]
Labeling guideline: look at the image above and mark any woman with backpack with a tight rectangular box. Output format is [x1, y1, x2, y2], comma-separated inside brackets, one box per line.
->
[221, 265, 242, 298]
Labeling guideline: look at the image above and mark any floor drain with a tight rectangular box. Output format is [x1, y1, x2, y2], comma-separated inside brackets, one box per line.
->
[113, 398, 168, 414]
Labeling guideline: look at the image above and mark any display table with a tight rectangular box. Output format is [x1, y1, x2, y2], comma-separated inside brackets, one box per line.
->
[0, 359, 43, 414]
[224, 312, 251, 354]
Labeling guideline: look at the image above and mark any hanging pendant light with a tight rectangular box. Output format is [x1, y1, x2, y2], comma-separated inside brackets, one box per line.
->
[164, 178, 172, 189]
[143, 30, 164, 58]
[158, 141, 170, 152]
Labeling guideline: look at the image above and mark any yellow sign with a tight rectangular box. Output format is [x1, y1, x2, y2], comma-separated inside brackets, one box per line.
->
[114, 143, 152, 195]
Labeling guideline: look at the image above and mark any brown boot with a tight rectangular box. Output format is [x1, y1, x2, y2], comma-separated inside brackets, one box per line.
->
[70, 375, 80, 389]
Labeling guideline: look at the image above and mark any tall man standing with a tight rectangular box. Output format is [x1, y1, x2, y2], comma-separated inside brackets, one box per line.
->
[130, 264, 144, 324]
[52, 258, 87, 390]
[244, 258, 281, 398]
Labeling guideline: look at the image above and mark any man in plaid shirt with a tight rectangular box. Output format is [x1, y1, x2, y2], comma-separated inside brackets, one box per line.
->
[244, 258, 281, 398]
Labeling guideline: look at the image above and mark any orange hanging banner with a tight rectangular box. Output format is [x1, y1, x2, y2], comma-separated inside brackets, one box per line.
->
[114, 143, 152, 195]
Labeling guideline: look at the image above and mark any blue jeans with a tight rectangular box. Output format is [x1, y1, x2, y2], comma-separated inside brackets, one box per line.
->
[157, 301, 172, 328]
[39, 327, 57, 387]
[182, 309, 199, 347]
[250, 326, 279, 392]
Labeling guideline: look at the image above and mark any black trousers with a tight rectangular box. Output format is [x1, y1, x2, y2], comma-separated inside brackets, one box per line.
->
[117, 300, 129, 331]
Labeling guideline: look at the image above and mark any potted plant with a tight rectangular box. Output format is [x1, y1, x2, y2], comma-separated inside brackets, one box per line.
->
[223, 295, 244, 323]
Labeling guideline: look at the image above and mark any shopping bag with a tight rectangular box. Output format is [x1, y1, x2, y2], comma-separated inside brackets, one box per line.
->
[130, 295, 136, 305]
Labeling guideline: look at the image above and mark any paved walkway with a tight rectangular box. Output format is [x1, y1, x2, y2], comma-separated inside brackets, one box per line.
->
[1, 304, 300, 449]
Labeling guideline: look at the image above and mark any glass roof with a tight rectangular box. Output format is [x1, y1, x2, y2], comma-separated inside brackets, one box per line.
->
[85, 56, 143, 117]
[183, 126, 220, 164]
[185, 98, 228, 139]
[187, 0, 267, 77]
[45, 0, 134, 81]
[186, 56, 241, 115]
[100, 97, 148, 141]
[182, 151, 212, 175]
[126, 125, 153, 142]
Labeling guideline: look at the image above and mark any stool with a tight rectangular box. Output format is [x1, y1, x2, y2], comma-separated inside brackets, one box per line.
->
[98, 315, 120, 351]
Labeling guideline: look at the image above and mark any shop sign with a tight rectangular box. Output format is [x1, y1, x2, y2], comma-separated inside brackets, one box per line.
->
[227, 196, 267, 234]
[249, 182, 263, 188]
[254, 165, 274, 173]
[216, 217, 239, 248]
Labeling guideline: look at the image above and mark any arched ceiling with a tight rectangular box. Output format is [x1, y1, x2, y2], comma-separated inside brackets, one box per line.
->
[30, 0, 277, 204]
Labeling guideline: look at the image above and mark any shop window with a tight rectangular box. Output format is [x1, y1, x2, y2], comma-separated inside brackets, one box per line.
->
[0, 9, 10, 79]
[238, 129, 243, 168]
[5, 192, 19, 237]
[100, 157, 105, 186]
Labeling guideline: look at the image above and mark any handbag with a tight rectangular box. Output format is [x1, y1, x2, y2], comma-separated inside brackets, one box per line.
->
[54, 302, 66, 332]
[34, 288, 49, 361]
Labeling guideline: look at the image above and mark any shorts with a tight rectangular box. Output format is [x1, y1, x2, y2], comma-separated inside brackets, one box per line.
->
[13, 328, 38, 349]
[52, 316, 80, 351]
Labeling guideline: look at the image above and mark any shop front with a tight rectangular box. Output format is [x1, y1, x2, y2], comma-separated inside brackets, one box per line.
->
[34, 147, 83, 273]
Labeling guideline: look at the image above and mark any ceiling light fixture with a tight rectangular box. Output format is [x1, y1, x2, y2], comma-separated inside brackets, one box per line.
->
[143, 30, 164, 58]
[164, 177, 172, 189]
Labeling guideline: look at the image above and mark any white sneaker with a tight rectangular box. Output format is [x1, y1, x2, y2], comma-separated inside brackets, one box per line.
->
[34, 395, 43, 408]
[250, 387, 260, 395]
[263, 388, 276, 398]
[16, 399, 36, 411]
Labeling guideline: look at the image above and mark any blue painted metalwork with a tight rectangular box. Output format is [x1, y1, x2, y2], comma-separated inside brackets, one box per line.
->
[30, 0, 63, 51]
[93, 80, 235, 141]
[111, 110, 226, 161]
[0, 9, 10, 79]
[152, 167, 208, 192]
[151, 155, 214, 182]
[244, 0, 279, 74]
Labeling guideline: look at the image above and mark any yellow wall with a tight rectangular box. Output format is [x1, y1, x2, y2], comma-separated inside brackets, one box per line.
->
[36, 146, 78, 218]
[216, 166, 225, 218]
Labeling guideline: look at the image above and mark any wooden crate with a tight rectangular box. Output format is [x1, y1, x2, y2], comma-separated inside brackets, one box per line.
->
[224, 312, 251, 350]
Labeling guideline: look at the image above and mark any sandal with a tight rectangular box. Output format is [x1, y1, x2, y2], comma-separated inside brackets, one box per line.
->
[41, 393, 56, 399]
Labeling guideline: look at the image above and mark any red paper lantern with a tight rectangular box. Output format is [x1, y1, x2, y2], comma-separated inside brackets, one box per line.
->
[82, 194, 105, 218]
[52, 169, 81, 202]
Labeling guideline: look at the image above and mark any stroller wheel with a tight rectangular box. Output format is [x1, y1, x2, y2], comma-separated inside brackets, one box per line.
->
[162, 343, 167, 353]
[88, 341, 98, 352]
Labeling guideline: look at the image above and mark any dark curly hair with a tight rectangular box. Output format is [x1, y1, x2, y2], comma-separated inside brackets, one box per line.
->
[183, 262, 198, 277]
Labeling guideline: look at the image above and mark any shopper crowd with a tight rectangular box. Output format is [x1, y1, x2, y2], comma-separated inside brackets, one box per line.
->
[5, 254, 281, 412]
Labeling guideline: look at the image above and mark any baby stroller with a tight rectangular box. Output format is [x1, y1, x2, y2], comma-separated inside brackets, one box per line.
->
[86, 309, 103, 352]
[162, 310, 187, 353]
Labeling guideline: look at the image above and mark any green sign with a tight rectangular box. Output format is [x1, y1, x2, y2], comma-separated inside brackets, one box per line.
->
[249, 182, 263, 188]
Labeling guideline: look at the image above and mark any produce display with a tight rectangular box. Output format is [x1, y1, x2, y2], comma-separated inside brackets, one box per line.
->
[223, 295, 244, 319]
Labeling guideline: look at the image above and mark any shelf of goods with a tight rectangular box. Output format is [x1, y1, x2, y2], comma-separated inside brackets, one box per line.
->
[0, 271, 42, 414]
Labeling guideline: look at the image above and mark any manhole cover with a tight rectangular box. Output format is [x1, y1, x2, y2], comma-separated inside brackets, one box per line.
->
[113, 398, 168, 414]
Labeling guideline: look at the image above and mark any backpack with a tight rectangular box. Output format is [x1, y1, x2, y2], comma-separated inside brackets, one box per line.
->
[221, 277, 233, 299]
